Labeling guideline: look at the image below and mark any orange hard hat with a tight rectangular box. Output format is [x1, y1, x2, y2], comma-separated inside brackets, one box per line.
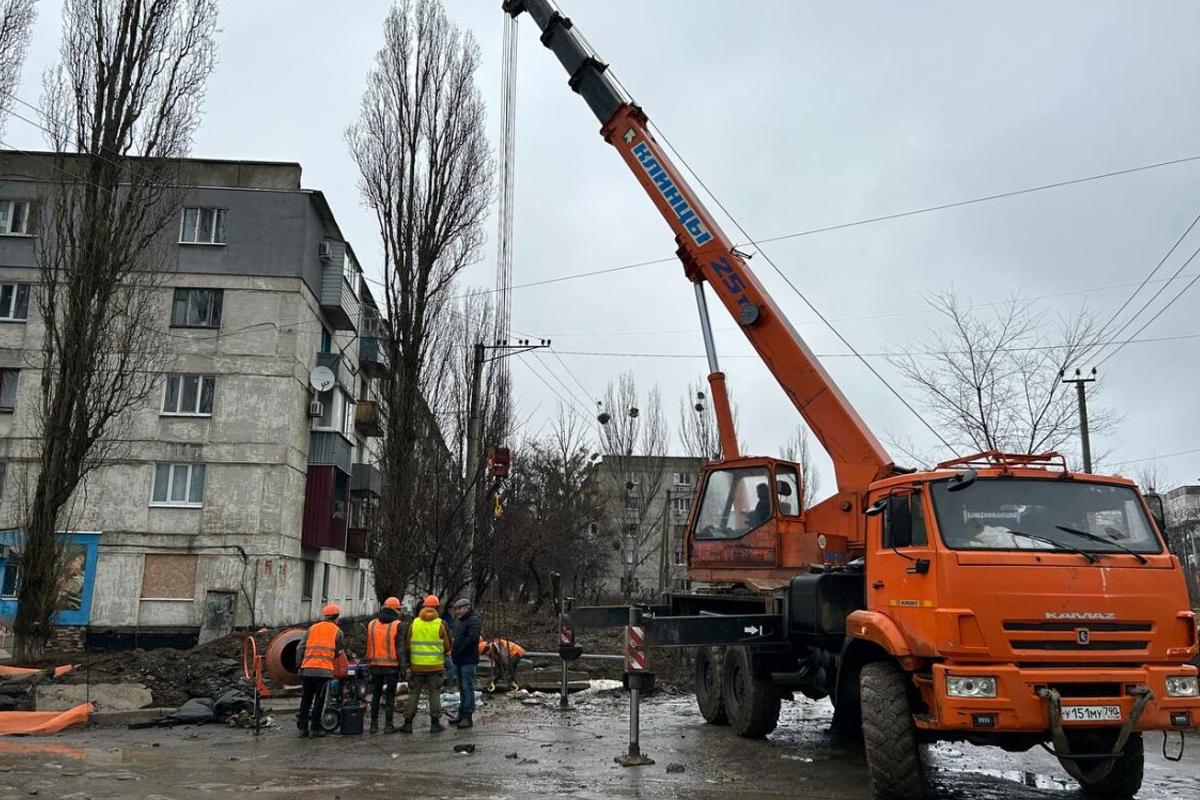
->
[422, 594, 440, 608]
[383, 596, 401, 610]
[322, 603, 341, 618]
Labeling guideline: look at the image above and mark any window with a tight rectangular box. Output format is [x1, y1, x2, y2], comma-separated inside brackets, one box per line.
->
[883, 493, 928, 549]
[0, 369, 18, 412]
[0, 461, 6, 507]
[673, 524, 687, 566]
[179, 207, 226, 244]
[170, 288, 223, 328]
[693, 466, 772, 540]
[151, 463, 206, 506]
[624, 495, 640, 510]
[1, 550, 20, 598]
[0, 200, 32, 236]
[342, 252, 359, 295]
[358, 570, 366, 603]
[671, 496, 692, 515]
[141, 554, 197, 600]
[776, 465, 801, 517]
[315, 388, 354, 436]
[0, 284, 30, 322]
[320, 326, 332, 354]
[162, 374, 215, 415]
[673, 471, 693, 487]
[302, 560, 315, 602]
[321, 563, 331, 603]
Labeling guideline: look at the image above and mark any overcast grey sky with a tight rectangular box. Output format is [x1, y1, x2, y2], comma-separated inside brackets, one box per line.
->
[7, 1, 1200, 492]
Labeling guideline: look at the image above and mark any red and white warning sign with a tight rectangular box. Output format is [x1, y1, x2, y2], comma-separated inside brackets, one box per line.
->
[625, 625, 647, 671]
[559, 626, 574, 646]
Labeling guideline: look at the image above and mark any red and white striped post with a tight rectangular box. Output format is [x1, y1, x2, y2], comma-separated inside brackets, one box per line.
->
[616, 606, 654, 767]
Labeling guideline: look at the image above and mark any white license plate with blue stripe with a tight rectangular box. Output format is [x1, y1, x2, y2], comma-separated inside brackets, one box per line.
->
[1061, 705, 1121, 722]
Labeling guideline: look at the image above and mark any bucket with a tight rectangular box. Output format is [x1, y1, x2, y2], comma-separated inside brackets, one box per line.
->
[339, 701, 366, 736]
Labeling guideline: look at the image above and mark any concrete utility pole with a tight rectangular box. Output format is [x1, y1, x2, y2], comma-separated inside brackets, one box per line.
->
[1061, 368, 1097, 473]
[464, 339, 549, 598]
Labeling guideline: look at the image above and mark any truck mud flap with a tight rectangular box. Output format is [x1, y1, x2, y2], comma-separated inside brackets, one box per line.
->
[1036, 685, 1152, 784]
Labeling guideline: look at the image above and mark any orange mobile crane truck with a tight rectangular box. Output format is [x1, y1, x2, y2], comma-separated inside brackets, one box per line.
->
[505, 2, 1200, 798]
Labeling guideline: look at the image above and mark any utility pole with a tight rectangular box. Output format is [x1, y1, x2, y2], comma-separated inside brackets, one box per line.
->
[658, 488, 671, 594]
[464, 339, 549, 599]
[1061, 368, 1096, 473]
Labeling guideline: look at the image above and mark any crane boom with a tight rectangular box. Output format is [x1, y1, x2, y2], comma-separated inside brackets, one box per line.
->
[505, 0, 893, 494]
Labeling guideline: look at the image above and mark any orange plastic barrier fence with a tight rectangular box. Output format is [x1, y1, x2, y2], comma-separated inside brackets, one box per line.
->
[0, 703, 92, 736]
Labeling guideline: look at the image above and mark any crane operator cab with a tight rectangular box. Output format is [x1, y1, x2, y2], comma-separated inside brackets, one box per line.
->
[685, 456, 851, 585]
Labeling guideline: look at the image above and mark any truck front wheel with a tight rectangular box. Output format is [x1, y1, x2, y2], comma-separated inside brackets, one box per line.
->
[1066, 731, 1144, 799]
[859, 661, 925, 800]
[721, 646, 780, 739]
[694, 647, 728, 725]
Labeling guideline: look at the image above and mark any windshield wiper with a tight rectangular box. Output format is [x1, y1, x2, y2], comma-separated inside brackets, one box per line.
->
[1007, 530, 1101, 564]
[1054, 525, 1149, 565]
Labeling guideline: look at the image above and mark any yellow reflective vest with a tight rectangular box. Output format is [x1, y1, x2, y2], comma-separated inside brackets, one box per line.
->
[408, 615, 446, 669]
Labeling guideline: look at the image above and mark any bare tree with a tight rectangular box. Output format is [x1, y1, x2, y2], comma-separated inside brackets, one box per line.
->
[889, 290, 1118, 467]
[11, 0, 218, 659]
[347, 0, 493, 605]
[598, 371, 668, 600]
[780, 423, 821, 511]
[677, 377, 742, 462]
[0, 0, 37, 139]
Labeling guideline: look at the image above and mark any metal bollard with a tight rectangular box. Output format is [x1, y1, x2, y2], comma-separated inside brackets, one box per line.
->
[555, 595, 577, 712]
[615, 605, 654, 767]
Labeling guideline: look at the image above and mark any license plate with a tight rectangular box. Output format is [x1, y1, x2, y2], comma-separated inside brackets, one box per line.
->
[1061, 705, 1122, 722]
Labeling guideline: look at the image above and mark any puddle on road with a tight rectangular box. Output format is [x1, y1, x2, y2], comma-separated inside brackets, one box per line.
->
[934, 765, 1074, 792]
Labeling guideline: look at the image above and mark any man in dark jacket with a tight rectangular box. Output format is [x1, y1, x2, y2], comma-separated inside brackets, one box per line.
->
[448, 597, 481, 729]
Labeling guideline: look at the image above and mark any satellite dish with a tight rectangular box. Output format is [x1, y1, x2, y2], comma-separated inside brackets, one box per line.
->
[309, 366, 336, 392]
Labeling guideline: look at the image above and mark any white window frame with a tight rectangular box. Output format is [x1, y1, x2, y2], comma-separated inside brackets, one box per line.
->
[161, 374, 216, 416]
[671, 496, 692, 515]
[179, 207, 226, 245]
[0, 284, 30, 322]
[313, 387, 355, 439]
[170, 287, 224, 329]
[342, 251, 359, 297]
[0, 200, 32, 236]
[673, 471, 693, 487]
[150, 462, 206, 508]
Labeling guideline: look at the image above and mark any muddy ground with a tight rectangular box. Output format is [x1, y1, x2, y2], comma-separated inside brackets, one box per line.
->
[0, 687, 1196, 799]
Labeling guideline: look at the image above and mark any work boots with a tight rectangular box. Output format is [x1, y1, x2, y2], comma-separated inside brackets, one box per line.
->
[312, 728, 327, 739]
[430, 716, 445, 733]
[369, 718, 379, 734]
[456, 712, 473, 730]
[384, 710, 396, 734]
[399, 719, 413, 734]
[298, 729, 310, 739]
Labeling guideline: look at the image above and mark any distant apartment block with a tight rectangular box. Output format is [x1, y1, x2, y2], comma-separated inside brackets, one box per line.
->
[0, 151, 390, 647]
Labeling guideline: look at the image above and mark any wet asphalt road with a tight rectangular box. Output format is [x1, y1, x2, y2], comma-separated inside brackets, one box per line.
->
[0, 690, 1196, 799]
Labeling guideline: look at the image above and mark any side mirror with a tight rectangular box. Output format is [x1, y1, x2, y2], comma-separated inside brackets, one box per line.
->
[887, 495, 913, 549]
[947, 468, 977, 493]
[865, 497, 888, 517]
[1144, 491, 1167, 535]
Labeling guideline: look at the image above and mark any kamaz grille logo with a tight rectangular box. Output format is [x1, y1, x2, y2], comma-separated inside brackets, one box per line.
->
[1044, 612, 1117, 621]
[630, 141, 713, 246]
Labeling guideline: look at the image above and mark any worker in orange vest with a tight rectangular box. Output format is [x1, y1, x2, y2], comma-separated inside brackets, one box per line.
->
[399, 595, 452, 734]
[480, 637, 526, 692]
[365, 596, 405, 734]
[296, 603, 345, 738]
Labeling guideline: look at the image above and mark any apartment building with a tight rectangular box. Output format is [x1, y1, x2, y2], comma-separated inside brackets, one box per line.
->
[0, 151, 389, 647]
[594, 454, 703, 597]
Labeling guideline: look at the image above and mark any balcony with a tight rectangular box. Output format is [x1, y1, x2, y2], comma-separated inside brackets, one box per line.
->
[309, 431, 352, 475]
[352, 462, 382, 496]
[319, 239, 360, 332]
[302, 465, 348, 551]
[317, 352, 354, 392]
[359, 335, 390, 377]
[355, 400, 383, 437]
[346, 527, 370, 559]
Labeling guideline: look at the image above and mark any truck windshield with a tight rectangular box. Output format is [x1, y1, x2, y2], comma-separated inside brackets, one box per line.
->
[930, 479, 1161, 555]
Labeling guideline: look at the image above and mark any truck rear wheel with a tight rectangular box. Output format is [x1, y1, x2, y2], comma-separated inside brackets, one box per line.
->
[1067, 731, 1144, 799]
[721, 646, 780, 739]
[695, 647, 728, 725]
[860, 661, 925, 800]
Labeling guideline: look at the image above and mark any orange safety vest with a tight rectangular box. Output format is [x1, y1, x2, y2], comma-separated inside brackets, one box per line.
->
[366, 619, 401, 668]
[300, 620, 340, 674]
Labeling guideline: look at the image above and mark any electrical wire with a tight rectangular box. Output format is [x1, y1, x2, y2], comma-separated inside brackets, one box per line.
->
[532, 350, 592, 414]
[1095, 271, 1200, 367]
[1106, 446, 1200, 468]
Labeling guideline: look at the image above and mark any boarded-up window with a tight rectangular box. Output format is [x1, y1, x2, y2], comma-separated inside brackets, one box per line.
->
[141, 554, 198, 600]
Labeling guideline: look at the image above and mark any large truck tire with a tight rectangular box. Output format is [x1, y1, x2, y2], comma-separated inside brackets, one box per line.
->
[695, 646, 728, 725]
[721, 646, 780, 739]
[860, 661, 925, 800]
[1069, 732, 1144, 799]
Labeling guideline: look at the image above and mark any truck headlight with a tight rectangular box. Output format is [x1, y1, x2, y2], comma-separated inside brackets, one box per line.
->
[1166, 676, 1199, 697]
[946, 675, 997, 698]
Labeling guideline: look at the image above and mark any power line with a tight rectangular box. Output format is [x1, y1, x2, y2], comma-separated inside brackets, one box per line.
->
[1095, 271, 1200, 367]
[531, 349, 593, 416]
[550, 348, 597, 404]
[1107, 447, 1200, 469]
[514, 354, 594, 429]
[547, 331, 1200, 361]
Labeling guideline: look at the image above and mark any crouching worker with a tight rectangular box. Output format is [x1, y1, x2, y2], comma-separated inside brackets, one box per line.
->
[366, 596, 405, 734]
[481, 637, 526, 692]
[297, 604, 345, 738]
[401, 595, 452, 734]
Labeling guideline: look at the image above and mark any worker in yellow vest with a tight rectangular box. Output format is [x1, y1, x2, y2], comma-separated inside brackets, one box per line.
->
[399, 595, 452, 734]
[296, 604, 345, 738]
[365, 596, 405, 734]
